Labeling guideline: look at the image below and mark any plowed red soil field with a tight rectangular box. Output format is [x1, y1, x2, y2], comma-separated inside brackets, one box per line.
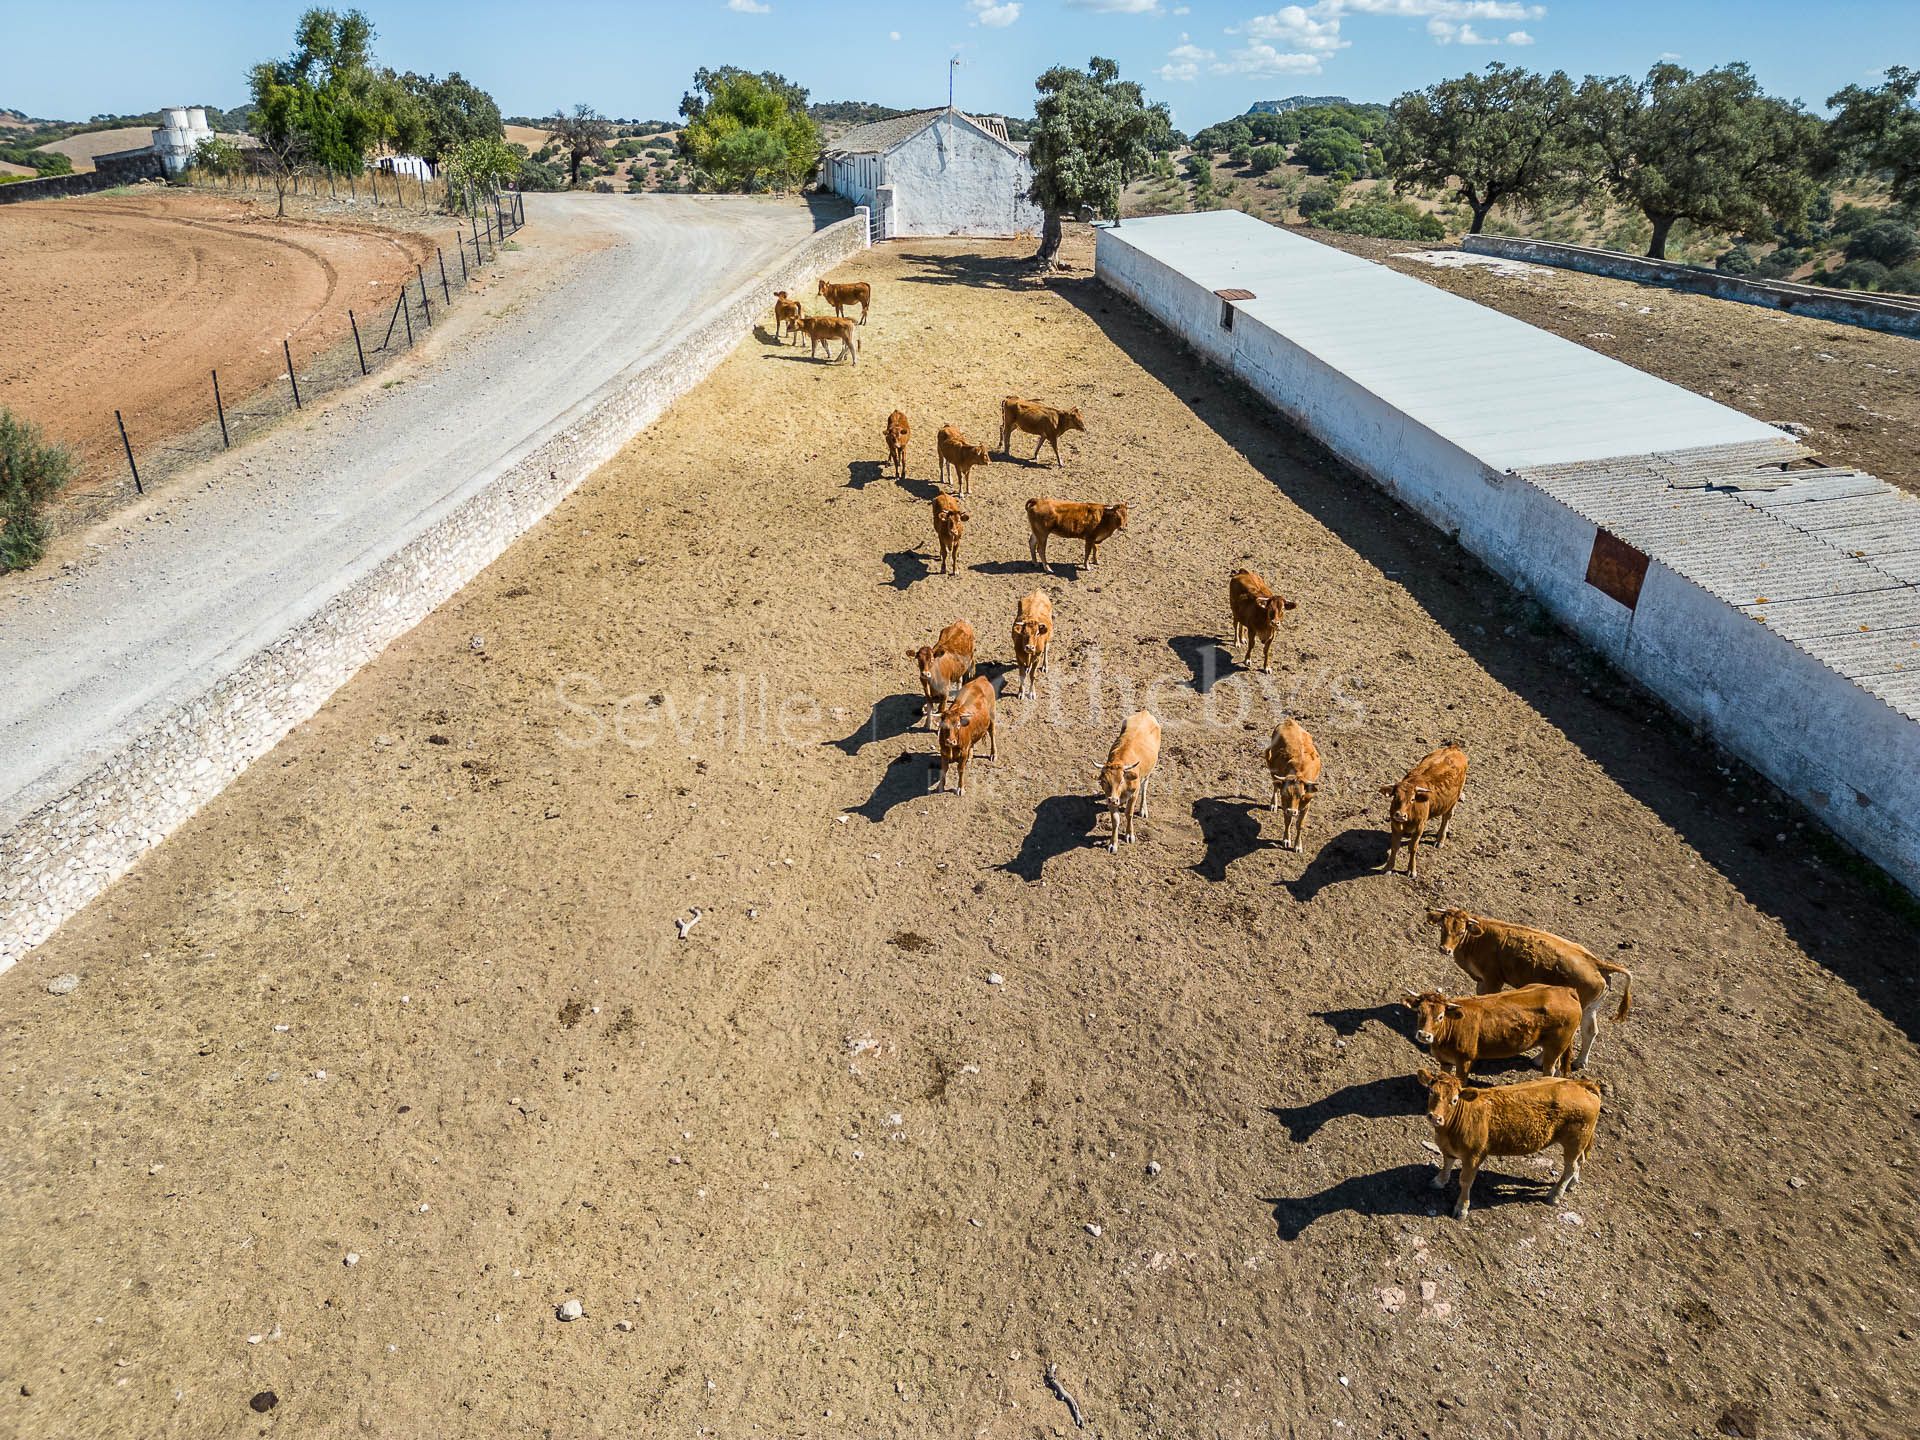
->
[0, 191, 437, 489]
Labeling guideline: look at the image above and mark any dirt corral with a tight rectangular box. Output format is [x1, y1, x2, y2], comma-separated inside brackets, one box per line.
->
[0, 190, 440, 499]
[1, 236, 1916, 1439]
[1316, 231, 1920, 496]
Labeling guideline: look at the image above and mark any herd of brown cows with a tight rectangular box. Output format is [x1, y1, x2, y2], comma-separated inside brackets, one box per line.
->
[794, 273, 1638, 1223]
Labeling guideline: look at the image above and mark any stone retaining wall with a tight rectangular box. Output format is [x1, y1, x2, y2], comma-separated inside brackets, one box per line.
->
[0, 212, 869, 970]
[1460, 234, 1920, 339]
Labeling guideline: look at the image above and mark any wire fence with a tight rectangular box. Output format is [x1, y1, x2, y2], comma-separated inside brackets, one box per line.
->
[72, 184, 528, 526]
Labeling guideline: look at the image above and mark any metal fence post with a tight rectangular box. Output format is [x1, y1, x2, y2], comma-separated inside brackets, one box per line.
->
[456, 231, 468, 283]
[470, 206, 482, 261]
[382, 292, 404, 350]
[283, 338, 302, 409]
[402, 289, 414, 347]
[213, 369, 229, 448]
[115, 410, 142, 494]
[417, 265, 432, 325]
[437, 246, 451, 304]
[349, 309, 367, 375]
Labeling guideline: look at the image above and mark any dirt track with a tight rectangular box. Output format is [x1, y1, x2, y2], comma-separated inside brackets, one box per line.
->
[1, 235, 1916, 1439]
[0, 192, 440, 487]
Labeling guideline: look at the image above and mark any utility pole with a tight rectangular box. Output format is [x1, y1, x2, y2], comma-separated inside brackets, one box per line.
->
[949, 55, 960, 112]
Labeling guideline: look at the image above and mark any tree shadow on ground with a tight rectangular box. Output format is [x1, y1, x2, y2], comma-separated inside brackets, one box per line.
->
[826, 693, 925, 757]
[1283, 826, 1387, 901]
[895, 250, 1046, 291]
[1168, 634, 1235, 695]
[851, 753, 935, 824]
[1001, 793, 1100, 881]
[1191, 796, 1271, 882]
[1055, 273, 1920, 1046]
[881, 549, 931, 591]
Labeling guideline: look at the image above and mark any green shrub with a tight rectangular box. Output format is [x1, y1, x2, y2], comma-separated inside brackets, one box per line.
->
[1716, 243, 1757, 275]
[1296, 182, 1341, 221]
[1249, 143, 1283, 175]
[1846, 220, 1920, 269]
[0, 410, 74, 572]
[1823, 258, 1890, 290]
[1883, 264, 1920, 294]
[1314, 199, 1445, 241]
[1229, 142, 1251, 166]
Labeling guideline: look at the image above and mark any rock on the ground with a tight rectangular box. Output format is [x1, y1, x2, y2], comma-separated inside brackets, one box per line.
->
[46, 973, 80, 996]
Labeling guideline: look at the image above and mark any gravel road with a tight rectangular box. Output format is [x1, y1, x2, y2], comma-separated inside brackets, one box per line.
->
[0, 193, 823, 830]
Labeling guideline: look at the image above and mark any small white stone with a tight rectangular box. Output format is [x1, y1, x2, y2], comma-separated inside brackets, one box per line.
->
[344, 1253, 360, 1267]
[557, 1299, 584, 1322]
[887, 1113, 903, 1127]
[1084, 1223, 1102, 1237]
[1147, 1161, 1162, 1176]
[313, 1070, 328, 1081]
[46, 973, 80, 996]
[272, 1024, 290, 1033]
[614, 1319, 634, 1332]
[986, 973, 1004, 986]
[1560, 1211, 1584, 1226]
[418, 1202, 429, 1213]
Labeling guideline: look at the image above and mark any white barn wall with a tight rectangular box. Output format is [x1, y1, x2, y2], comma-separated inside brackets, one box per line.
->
[1096, 225, 1920, 895]
[884, 119, 1043, 237]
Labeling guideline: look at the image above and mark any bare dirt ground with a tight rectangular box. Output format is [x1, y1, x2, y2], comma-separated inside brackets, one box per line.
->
[2, 233, 1917, 1440]
[0, 190, 440, 497]
[1314, 231, 1920, 495]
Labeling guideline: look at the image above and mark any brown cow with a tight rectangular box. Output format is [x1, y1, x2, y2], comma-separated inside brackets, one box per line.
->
[935, 676, 996, 795]
[1026, 498, 1128, 574]
[1418, 1069, 1602, 1220]
[819, 277, 872, 324]
[1381, 744, 1468, 878]
[796, 314, 859, 364]
[1426, 908, 1633, 1068]
[1098, 710, 1161, 853]
[772, 290, 802, 343]
[1228, 568, 1298, 673]
[885, 410, 911, 479]
[1264, 717, 1321, 851]
[905, 620, 976, 729]
[936, 425, 991, 497]
[1401, 984, 1583, 1079]
[1000, 398, 1086, 467]
[1010, 589, 1054, 699]
[932, 493, 969, 575]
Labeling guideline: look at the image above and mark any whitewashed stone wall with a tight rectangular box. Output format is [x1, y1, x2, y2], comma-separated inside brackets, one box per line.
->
[0, 213, 870, 971]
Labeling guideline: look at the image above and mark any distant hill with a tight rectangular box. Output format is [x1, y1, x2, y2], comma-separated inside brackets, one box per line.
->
[1247, 96, 1356, 114]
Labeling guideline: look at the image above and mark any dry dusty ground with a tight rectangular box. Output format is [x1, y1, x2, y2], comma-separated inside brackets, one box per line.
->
[2, 235, 1918, 1440]
[0, 190, 441, 496]
[1317, 232, 1920, 495]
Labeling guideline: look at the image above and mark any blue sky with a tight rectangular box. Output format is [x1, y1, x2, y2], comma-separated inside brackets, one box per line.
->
[3, 1, 1914, 130]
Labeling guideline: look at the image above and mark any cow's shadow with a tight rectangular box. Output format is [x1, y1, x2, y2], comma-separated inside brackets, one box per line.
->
[972, 558, 1080, 580]
[1001, 793, 1101, 882]
[1168, 634, 1237, 695]
[895, 475, 943, 501]
[846, 460, 886, 490]
[753, 325, 794, 348]
[825, 693, 925, 757]
[851, 752, 936, 823]
[881, 549, 931, 590]
[1283, 826, 1387, 900]
[1313, 1003, 1410, 1041]
[1265, 1165, 1556, 1240]
[1268, 1074, 1417, 1144]
[1190, 796, 1271, 882]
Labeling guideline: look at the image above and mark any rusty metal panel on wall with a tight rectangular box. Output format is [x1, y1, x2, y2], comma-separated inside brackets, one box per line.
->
[1586, 528, 1650, 610]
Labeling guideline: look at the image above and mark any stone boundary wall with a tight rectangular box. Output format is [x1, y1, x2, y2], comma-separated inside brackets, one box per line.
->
[1460, 234, 1920, 339]
[0, 212, 870, 970]
[0, 151, 166, 206]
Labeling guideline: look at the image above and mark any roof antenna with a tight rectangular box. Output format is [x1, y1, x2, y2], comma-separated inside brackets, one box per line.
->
[949, 54, 961, 112]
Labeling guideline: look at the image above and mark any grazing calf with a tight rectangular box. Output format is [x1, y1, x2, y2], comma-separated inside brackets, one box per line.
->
[884, 410, 911, 479]
[906, 621, 976, 729]
[1418, 1069, 1602, 1220]
[1000, 398, 1086, 467]
[1228, 568, 1297, 673]
[1401, 984, 1583, 1079]
[1381, 744, 1468, 878]
[796, 314, 858, 364]
[772, 290, 802, 343]
[819, 278, 872, 324]
[936, 676, 996, 794]
[932, 493, 969, 575]
[936, 425, 991, 496]
[1010, 589, 1054, 699]
[1427, 908, 1633, 1068]
[1026, 498, 1128, 573]
[1263, 717, 1321, 851]
[1098, 710, 1161, 853]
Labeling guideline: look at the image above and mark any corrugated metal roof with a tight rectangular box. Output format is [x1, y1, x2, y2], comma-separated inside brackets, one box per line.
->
[1107, 210, 1787, 472]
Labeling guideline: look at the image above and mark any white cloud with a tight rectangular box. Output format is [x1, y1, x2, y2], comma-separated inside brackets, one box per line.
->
[1658, 50, 1681, 61]
[1506, 28, 1533, 42]
[1238, 6, 1351, 53]
[890, 29, 902, 40]
[1173, 3, 1191, 10]
[1215, 41, 1327, 76]
[726, 0, 770, 11]
[1158, 39, 1218, 81]
[1192, 1, 1546, 77]
[967, 0, 1022, 26]
[1341, 0, 1542, 17]
[1067, 0, 1162, 11]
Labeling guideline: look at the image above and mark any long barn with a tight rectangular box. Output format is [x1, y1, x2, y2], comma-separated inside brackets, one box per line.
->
[819, 107, 1044, 240]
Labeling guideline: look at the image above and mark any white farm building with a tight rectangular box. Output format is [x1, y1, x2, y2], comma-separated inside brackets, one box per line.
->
[820, 108, 1045, 240]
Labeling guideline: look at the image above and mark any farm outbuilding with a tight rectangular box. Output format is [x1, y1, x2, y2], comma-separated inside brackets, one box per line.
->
[820, 107, 1044, 240]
